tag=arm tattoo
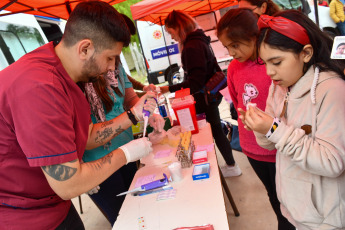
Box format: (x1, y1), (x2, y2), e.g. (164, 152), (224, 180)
(94, 125), (125, 145)
(89, 152), (113, 171)
(42, 159), (77, 181)
(113, 126), (125, 139)
(95, 127), (113, 144)
(101, 120), (113, 128)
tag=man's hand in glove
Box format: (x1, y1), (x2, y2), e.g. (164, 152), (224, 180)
(119, 137), (153, 164)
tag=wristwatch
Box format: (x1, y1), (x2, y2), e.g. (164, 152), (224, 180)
(126, 109), (138, 125)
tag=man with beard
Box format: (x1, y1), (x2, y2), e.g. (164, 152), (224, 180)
(0, 2), (155, 229)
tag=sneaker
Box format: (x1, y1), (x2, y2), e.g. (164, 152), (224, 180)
(221, 164), (242, 177)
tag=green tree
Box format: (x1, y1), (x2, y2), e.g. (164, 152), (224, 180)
(113, 0), (142, 52)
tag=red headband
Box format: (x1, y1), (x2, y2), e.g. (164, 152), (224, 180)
(257, 15), (310, 45)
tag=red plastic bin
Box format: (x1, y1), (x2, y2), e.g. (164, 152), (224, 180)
(171, 94), (199, 134)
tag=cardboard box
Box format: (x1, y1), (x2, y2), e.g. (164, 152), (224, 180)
(193, 150), (208, 164)
(192, 163), (210, 181)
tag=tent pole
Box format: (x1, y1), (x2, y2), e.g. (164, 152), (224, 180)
(160, 16), (172, 67)
(65, 0), (72, 16)
(0, 0), (18, 12)
(135, 20), (150, 82)
(313, 0), (319, 26)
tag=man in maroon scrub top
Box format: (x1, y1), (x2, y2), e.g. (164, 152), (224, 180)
(0, 2), (154, 229)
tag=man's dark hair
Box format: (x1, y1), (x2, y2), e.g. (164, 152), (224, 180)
(121, 13), (136, 35)
(62, 1), (130, 51)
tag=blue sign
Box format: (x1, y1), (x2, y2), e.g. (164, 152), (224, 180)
(151, 44), (179, 60)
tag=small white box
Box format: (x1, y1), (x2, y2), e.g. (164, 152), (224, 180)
(192, 150), (208, 164)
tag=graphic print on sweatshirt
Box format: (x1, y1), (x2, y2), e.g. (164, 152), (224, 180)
(242, 83), (258, 106)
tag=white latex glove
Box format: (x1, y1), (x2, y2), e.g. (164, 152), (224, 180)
(148, 114), (165, 132)
(143, 84), (156, 92)
(132, 92), (157, 121)
(87, 185), (100, 195)
(119, 137), (153, 164)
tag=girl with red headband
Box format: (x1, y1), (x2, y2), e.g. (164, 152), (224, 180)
(217, 8), (295, 230)
(240, 10), (345, 229)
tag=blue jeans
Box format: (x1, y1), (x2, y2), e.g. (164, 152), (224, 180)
(337, 21), (345, 36)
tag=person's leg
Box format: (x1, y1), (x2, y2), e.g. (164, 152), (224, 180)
(337, 22), (345, 36)
(55, 203), (85, 230)
(247, 157), (295, 230)
(89, 162), (137, 226)
(204, 100), (235, 166)
(195, 96), (240, 176)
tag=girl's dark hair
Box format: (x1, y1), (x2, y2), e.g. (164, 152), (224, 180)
(81, 56), (124, 113)
(217, 8), (259, 42)
(121, 13), (136, 35)
(239, 0), (280, 16)
(94, 56), (124, 113)
(165, 10), (198, 43)
(257, 10), (345, 79)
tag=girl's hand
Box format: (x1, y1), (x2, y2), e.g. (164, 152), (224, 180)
(238, 108), (252, 131)
(244, 106), (274, 134)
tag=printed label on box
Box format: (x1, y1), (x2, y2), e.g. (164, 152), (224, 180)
(176, 108), (195, 131)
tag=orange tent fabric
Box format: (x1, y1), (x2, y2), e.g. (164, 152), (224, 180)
(0, 0), (126, 20)
(131, 0), (238, 25)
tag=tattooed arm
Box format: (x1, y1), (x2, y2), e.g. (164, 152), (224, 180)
(41, 149), (127, 200)
(85, 92), (156, 150)
(85, 111), (132, 150)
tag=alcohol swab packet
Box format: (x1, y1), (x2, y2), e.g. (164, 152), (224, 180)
(246, 102), (257, 110)
(156, 189), (177, 201)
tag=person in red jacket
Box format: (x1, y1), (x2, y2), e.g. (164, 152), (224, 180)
(319, 0), (329, 6)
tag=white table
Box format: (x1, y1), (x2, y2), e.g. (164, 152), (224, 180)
(113, 123), (230, 230)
